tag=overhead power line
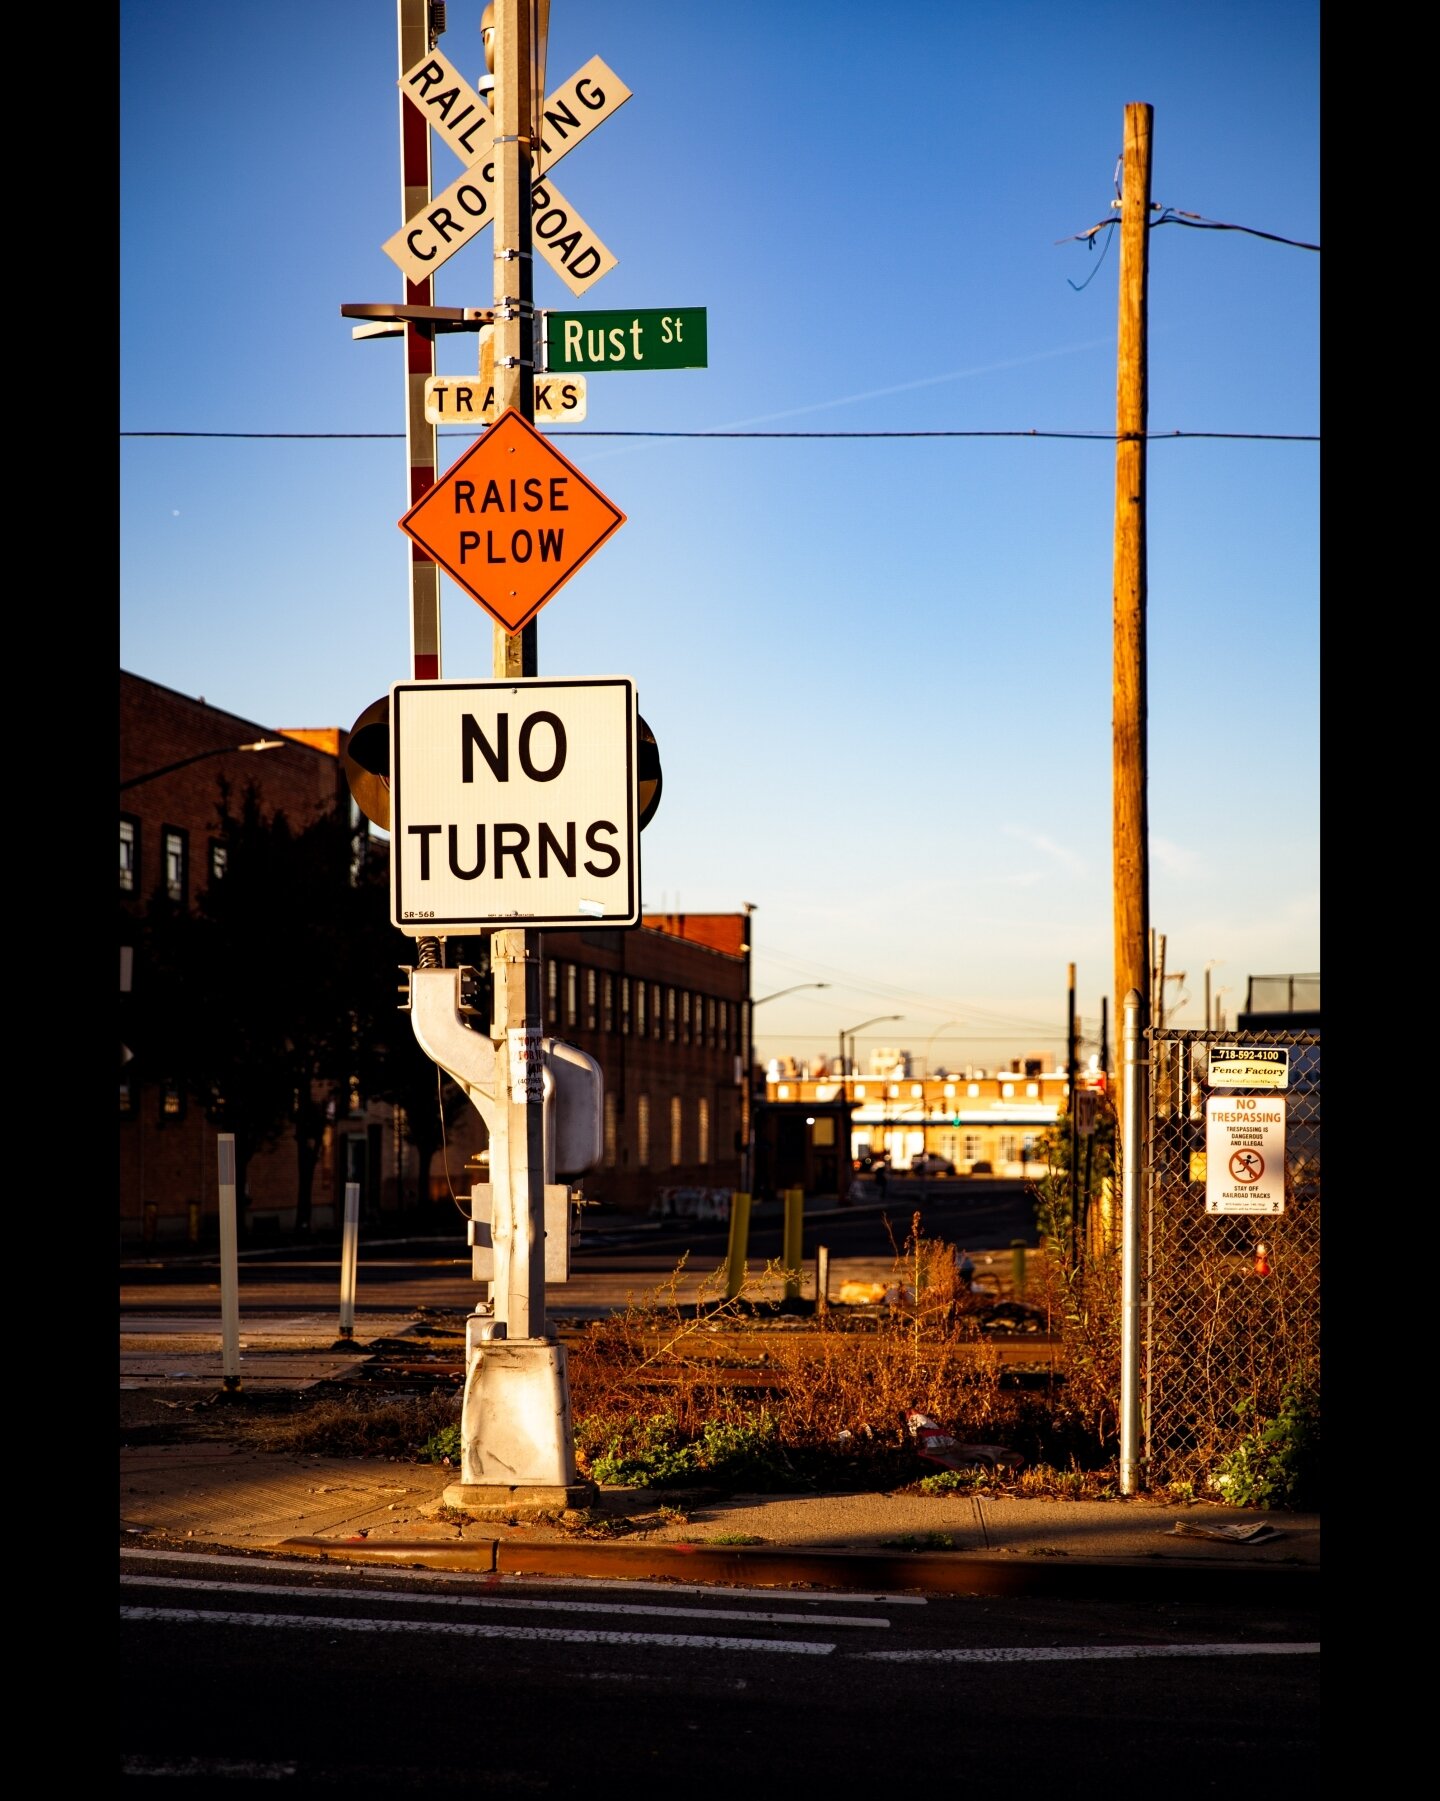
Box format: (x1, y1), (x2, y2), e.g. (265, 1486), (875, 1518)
(120, 427), (1318, 442)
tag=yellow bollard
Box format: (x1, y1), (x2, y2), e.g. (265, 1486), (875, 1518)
(724, 1192), (753, 1299)
(783, 1187), (804, 1301)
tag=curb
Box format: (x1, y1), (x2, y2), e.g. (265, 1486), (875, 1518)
(269, 1535), (1320, 1602)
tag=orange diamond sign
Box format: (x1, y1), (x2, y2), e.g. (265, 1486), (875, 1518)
(398, 408), (625, 633)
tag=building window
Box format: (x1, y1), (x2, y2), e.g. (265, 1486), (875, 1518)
(652, 983), (663, 1039)
(855, 1083), (866, 1099)
(670, 1095), (683, 1166)
(637, 1095), (650, 1167)
(1026, 1082), (1039, 1098)
(666, 988), (677, 1042)
(547, 959), (559, 1025)
(163, 828), (188, 904)
(208, 839), (228, 883)
(706, 997), (716, 1047)
(585, 968), (597, 1030)
(719, 1001), (728, 1050)
(964, 1134), (983, 1163)
(565, 963), (577, 1026)
(999, 1135), (1018, 1164)
(944, 1083), (955, 1098)
(621, 976), (631, 1035)
(603, 1091), (618, 1168)
(1002, 1082), (1015, 1099)
(120, 817), (138, 893)
(911, 1083), (923, 1099)
(120, 1078), (134, 1117)
(602, 974), (614, 1034)
(681, 991), (691, 1044)
(159, 1081), (186, 1123)
(968, 1083), (980, 1098)
(635, 980), (647, 1037)
(698, 1097), (710, 1164)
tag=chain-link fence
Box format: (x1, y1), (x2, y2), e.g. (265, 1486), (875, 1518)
(1142, 1027), (1320, 1491)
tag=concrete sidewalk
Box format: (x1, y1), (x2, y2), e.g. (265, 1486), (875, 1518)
(119, 1314), (1318, 1602)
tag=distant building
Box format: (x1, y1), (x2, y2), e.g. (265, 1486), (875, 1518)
(758, 1060), (1072, 1185)
(1238, 974), (1320, 1031)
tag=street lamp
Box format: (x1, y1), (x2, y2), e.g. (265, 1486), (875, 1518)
(922, 1018), (961, 1077)
(120, 739), (286, 791)
(839, 1015), (903, 1096)
(743, 981), (829, 1194)
(1204, 960), (1221, 1033)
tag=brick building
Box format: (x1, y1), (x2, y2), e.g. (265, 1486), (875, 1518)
(120, 671), (749, 1240)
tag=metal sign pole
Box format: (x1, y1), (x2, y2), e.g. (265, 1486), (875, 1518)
(442, 1), (582, 1512)
(490, 0), (546, 1345)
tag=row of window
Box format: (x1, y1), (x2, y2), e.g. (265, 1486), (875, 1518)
(784, 1079), (1046, 1101)
(120, 817), (226, 903)
(547, 961), (736, 1052)
(603, 1092), (711, 1168)
(122, 1079), (718, 1174)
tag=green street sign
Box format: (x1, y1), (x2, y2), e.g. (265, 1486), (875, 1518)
(544, 308), (707, 372)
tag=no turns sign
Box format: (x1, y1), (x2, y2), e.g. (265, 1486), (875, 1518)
(390, 676), (640, 933)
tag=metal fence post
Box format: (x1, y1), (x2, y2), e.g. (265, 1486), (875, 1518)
(1119, 989), (1144, 1494)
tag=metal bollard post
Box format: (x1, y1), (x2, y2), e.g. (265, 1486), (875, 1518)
(217, 1135), (242, 1393)
(338, 1181), (361, 1340)
(782, 1188), (804, 1301)
(724, 1192), (752, 1300)
(816, 1244), (830, 1315)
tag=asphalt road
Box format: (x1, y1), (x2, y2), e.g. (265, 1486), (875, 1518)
(119, 1178), (1040, 1312)
(119, 1547), (1319, 1794)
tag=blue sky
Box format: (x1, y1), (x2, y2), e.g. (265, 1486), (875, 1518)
(119, 0), (1319, 1076)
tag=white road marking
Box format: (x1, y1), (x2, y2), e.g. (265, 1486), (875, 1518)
(863, 1642), (1319, 1663)
(119, 1549), (926, 1605)
(122, 1574), (889, 1628)
(120, 1605), (837, 1655)
(120, 1756), (297, 1780)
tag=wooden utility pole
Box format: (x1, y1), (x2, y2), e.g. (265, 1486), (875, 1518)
(1112, 102), (1153, 1111)
(1067, 962), (1079, 1269)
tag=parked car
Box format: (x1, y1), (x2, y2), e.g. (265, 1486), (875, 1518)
(967, 1160), (993, 1175)
(910, 1152), (956, 1177)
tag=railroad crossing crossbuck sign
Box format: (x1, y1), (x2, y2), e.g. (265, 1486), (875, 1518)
(384, 48), (630, 295)
(398, 407), (625, 632)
